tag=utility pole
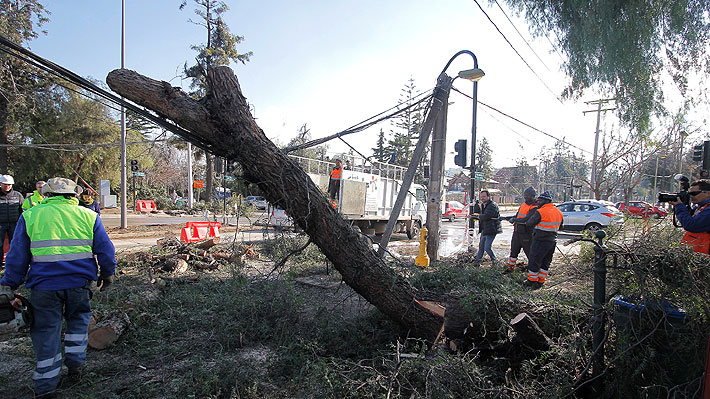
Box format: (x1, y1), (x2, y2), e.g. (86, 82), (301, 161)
(426, 89), (450, 260)
(187, 142), (194, 208)
(119, 0), (127, 229)
(583, 99), (616, 199)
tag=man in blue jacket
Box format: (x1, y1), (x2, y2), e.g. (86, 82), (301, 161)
(0, 177), (116, 398)
(670, 179), (710, 254)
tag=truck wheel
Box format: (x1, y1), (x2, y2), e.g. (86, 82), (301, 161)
(407, 222), (421, 240)
(449, 214), (455, 222)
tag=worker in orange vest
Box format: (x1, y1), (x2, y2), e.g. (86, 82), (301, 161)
(328, 159), (343, 200)
(518, 191), (563, 289)
(504, 186), (538, 273)
(671, 179), (710, 254)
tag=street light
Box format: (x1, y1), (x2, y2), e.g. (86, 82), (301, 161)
(653, 154), (666, 198)
(440, 50), (484, 230)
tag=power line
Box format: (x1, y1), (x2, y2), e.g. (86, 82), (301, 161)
(492, 0), (551, 72)
(471, 0), (563, 104)
(0, 34), (215, 153)
(451, 86), (591, 155)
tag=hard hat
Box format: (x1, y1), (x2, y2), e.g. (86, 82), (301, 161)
(538, 191), (553, 201)
(0, 175), (15, 185)
(41, 177), (82, 195)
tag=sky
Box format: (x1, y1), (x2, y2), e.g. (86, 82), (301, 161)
(24, 0), (691, 170)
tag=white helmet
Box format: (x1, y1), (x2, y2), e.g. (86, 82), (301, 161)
(0, 175), (15, 185)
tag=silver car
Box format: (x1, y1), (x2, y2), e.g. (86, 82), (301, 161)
(244, 195), (267, 209)
(555, 200), (624, 232)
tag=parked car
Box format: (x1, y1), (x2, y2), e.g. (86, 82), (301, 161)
(615, 201), (668, 219)
(442, 200), (468, 222)
(555, 200), (624, 232)
(244, 195), (267, 209)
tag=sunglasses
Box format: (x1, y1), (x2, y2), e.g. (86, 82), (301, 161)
(689, 191), (707, 196)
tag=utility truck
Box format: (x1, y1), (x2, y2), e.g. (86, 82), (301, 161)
(289, 154), (426, 239)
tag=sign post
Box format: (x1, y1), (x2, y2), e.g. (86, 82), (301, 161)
(193, 180), (204, 203)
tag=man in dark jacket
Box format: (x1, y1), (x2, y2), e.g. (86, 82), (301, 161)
(473, 190), (502, 266)
(504, 186), (538, 273)
(0, 174), (24, 266)
(78, 189), (101, 215)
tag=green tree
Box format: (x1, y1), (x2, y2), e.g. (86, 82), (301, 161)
(536, 140), (589, 201)
(286, 123), (328, 160)
(387, 78), (426, 167)
(371, 128), (387, 162)
(475, 137), (493, 181)
(504, 0), (710, 130)
(181, 0), (252, 200)
(0, 0), (49, 173)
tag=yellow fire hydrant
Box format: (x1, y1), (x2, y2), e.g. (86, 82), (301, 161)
(415, 225), (430, 267)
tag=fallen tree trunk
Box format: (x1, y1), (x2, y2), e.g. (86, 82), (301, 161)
(107, 67), (443, 340)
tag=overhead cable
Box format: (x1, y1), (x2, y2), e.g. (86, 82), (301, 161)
(471, 0), (563, 104)
(492, 0), (551, 72)
(0, 34), (215, 153)
(451, 86), (591, 155)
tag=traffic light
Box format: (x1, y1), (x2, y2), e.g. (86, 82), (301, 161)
(693, 144), (703, 162)
(703, 141), (710, 170)
(454, 139), (467, 167)
(130, 159), (138, 172)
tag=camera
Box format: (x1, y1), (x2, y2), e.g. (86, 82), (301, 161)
(657, 174), (690, 205)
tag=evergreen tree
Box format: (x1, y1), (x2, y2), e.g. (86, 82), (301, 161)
(0, 0), (49, 173)
(371, 128), (387, 162)
(504, 0), (710, 129)
(387, 78), (426, 167)
(181, 0), (252, 200)
(475, 137), (493, 181)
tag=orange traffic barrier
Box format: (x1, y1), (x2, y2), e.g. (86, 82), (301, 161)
(180, 221), (222, 243)
(135, 200), (157, 212)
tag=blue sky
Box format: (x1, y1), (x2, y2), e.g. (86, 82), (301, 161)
(28, 0), (634, 168)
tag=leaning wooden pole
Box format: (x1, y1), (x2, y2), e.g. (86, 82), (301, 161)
(106, 67), (442, 340)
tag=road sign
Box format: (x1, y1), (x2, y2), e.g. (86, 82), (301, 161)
(193, 180), (204, 188)
(132, 172), (145, 177)
(474, 172), (483, 180)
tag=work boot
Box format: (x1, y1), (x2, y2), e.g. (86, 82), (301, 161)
(521, 279), (543, 290)
(67, 364), (85, 380)
(502, 267), (514, 275)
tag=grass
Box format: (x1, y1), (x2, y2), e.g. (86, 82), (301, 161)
(1, 229), (708, 398)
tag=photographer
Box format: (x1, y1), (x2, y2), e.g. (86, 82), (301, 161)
(670, 179), (710, 254)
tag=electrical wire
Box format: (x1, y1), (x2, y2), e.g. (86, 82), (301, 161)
(471, 0), (563, 104)
(0, 34), (216, 153)
(492, 0), (551, 72)
(450, 86), (591, 155)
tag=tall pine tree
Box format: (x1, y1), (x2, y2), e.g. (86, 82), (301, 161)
(181, 0), (252, 200)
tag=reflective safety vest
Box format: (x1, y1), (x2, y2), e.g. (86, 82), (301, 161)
(330, 167), (342, 180)
(681, 203), (710, 254)
(535, 203), (563, 232)
(516, 202), (536, 219)
(23, 196), (97, 263)
(22, 190), (43, 210)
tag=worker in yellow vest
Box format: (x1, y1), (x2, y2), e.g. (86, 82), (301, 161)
(0, 177), (116, 397)
(520, 191), (563, 289)
(22, 180), (46, 210)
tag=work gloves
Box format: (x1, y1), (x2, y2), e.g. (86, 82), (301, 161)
(97, 275), (114, 292)
(0, 285), (15, 305)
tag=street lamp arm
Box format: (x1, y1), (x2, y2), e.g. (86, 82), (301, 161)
(440, 50), (479, 75)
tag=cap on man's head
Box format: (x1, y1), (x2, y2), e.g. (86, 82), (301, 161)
(523, 186), (537, 197)
(36, 180), (46, 187)
(41, 177), (82, 195)
(0, 175), (15, 185)
(538, 191), (553, 201)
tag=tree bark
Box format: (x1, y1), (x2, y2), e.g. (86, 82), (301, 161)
(106, 67), (443, 340)
(88, 311), (130, 350)
(510, 312), (553, 351)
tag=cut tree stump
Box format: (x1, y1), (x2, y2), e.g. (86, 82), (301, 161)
(88, 311), (130, 350)
(510, 312), (552, 351)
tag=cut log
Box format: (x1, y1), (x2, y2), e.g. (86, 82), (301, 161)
(194, 237), (220, 249)
(157, 236), (183, 250)
(106, 67), (447, 340)
(88, 311), (130, 350)
(193, 260), (218, 270)
(162, 258), (189, 273)
(510, 312), (553, 351)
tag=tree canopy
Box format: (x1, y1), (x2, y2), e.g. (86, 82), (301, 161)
(504, 0), (710, 130)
